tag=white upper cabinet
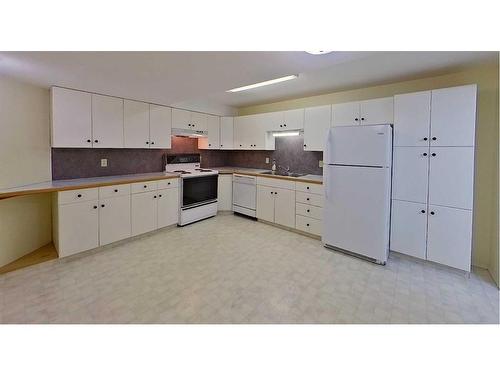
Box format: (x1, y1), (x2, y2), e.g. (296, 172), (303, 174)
(233, 115), (253, 149)
(428, 147), (475, 210)
(220, 117), (234, 149)
(124, 100), (150, 148)
(199, 115), (220, 149)
(332, 97), (393, 127)
(430, 85), (477, 146)
(282, 109), (304, 130)
(392, 147), (430, 204)
(149, 104), (172, 149)
(332, 101), (360, 127)
(91, 94), (124, 148)
(172, 108), (208, 131)
(303, 105), (331, 151)
(394, 91), (431, 146)
(51, 87), (92, 147)
(190, 111), (208, 131)
(259, 111), (282, 131)
(359, 97), (394, 125)
(172, 108), (192, 130)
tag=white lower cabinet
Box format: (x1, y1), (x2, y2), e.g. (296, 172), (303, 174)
(256, 180), (295, 227)
(390, 200), (427, 260)
(157, 188), (179, 228)
(217, 174), (233, 211)
(392, 147), (429, 203)
(99, 195), (131, 246)
(296, 215), (322, 236)
(294, 182), (323, 236)
(131, 191), (158, 236)
(427, 205), (473, 271)
(55, 199), (99, 258)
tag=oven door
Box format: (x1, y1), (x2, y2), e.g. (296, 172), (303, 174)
(182, 175), (218, 208)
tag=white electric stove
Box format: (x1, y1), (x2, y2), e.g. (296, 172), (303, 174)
(165, 154), (218, 226)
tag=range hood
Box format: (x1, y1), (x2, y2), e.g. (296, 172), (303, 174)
(171, 128), (208, 138)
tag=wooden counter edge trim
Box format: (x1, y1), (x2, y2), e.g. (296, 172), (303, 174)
(220, 170), (323, 185)
(0, 175), (180, 200)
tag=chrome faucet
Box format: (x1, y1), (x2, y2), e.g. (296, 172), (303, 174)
(277, 165), (290, 174)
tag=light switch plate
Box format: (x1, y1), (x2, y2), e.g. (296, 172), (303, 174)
(265, 157), (269, 164)
(319, 160), (323, 168)
(101, 158), (108, 167)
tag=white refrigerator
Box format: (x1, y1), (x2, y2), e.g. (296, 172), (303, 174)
(322, 125), (393, 264)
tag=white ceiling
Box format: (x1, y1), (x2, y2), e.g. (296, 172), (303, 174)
(0, 51), (496, 113)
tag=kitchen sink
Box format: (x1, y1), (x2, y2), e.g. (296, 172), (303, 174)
(260, 171), (305, 178)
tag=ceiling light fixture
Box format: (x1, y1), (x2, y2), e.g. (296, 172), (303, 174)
(305, 51), (333, 55)
(227, 75), (298, 93)
(272, 131), (300, 137)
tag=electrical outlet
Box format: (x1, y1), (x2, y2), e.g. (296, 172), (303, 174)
(265, 157), (270, 164)
(101, 158), (108, 167)
(319, 160), (323, 168)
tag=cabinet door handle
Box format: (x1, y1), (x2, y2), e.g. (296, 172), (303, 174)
(153, 195), (157, 199)
(432, 137), (437, 141)
(284, 124), (286, 127)
(114, 189), (118, 192)
(151, 141), (155, 145)
(209, 143), (211, 146)
(431, 153), (436, 157)
(306, 186), (310, 190)
(355, 118), (359, 121)
(144, 185), (147, 188)
(304, 144), (307, 148)
(93, 205), (97, 209)
(167, 182), (171, 185)
(423, 137), (428, 141)
(94, 139), (99, 143)
(422, 153), (428, 156)
(77, 194), (82, 198)
(146, 141), (149, 144)
(280, 125), (283, 128)
(430, 211), (435, 215)
(420, 209), (426, 213)
(307, 209), (310, 213)
(87, 139), (91, 143)
(101, 204), (105, 208)
(159, 194), (162, 197)
(306, 223), (310, 227)
(361, 117), (365, 121)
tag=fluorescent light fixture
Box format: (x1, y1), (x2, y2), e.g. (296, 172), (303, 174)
(272, 131), (300, 137)
(305, 50), (333, 55)
(227, 75), (298, 93)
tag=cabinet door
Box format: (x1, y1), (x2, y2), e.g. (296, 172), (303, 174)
(258, 111), (282, 131)
(360, 97), (393, 125)
(256, 185), (275, 222)
(131, 191), (158, 236)
(273, 188), (295, 228)
(191, 112), (208, 131)
(218, 175), (233, 211)
(124, 100), (150, 148)
(172, 108), (191, 130)
(51, 87), (92, 147)
(220, 117), (234, 149)
(332, 101), (360, 126)
(149, 104), (172, 149)
(303, 105), (331, 151)
(430, 85), (477, 146)
(92, 94), (124, 148)
(99, 195), (131, 246)
(58, 201), (99, 257)
(234, 116), (252, 149)
(157, 188), (179, 228)
(427, 205), (472, 271)
(283, 109), (304, 130)
(428, 147), (474, 209)
(390, 200), (427, 259)
(394, 91), (431, 146)
(199, 115), (220, 149)
(392, 147), (429, 203)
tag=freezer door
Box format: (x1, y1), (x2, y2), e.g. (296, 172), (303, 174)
(325, 124), (392, 167)
(322, 164), (391, 263)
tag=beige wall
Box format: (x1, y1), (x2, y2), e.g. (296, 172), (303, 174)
(0, 75), (52, 266)
(239, 62), (499, 280)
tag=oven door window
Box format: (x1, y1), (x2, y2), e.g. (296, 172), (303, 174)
(183, 175), (218, 208)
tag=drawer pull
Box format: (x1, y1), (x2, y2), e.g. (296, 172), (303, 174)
(77, 194), (82, 198)
(306, 223), (310, 227)
(114, 189), (118, 192)
(144, 185), (147, 188)
(307, 209), (310, 213)
(306, 198), (310, 201)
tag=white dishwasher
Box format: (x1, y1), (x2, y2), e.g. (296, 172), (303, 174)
(232, 174), (257, 218)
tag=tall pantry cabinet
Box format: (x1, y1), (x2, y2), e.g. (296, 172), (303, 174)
(390, 84), (476, 271)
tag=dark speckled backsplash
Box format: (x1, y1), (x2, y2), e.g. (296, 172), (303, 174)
(52, 135), (323, 180)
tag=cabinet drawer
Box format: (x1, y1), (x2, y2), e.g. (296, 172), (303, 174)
(157, 178), (179, 190)
(257, 176), (295, 190)
(131, 181), (158, 193)
(295, 181), (323, 195)
(99, 184), (131, 199)
(296, 203), (323, 220)
(296, 191), (323, 207)
(58, 188), (98, 205)
(296, 215), (322, 236)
